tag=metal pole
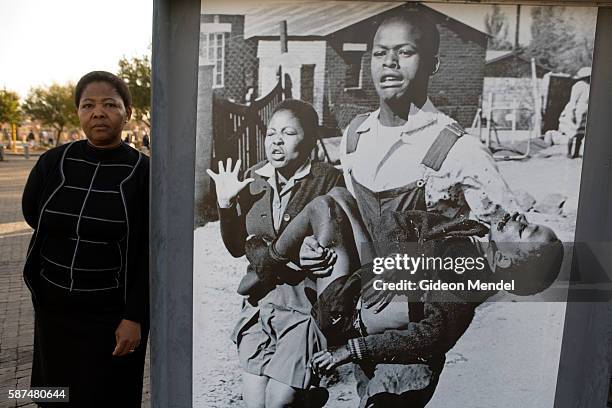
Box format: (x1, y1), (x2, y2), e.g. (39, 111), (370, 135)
(554, 9), (612, 406)
(11, 123), (17, 152)
(150, 0), (199, 406)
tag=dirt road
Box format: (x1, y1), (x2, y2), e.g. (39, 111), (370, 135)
(193, 143), (582, 407)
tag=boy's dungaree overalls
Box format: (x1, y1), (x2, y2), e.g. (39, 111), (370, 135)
(345, 116), (465, 408)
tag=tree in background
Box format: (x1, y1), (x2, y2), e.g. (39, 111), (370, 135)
(118, 55), (151, 129)
(484, 5), (514, 51)
(22, 84), (79, 146)
(0, 89), (22, 126)
(528, 6), (594, 73)
(0, 89), (22, 144)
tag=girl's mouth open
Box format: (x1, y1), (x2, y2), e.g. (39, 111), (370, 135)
(270, 149), (285, 160)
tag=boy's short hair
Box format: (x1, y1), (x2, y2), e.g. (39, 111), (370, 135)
(75, 71), (132, 109)
(505, 240), (565, 295)
(376, 9), (440, 57)
(271, 99), (319, 147)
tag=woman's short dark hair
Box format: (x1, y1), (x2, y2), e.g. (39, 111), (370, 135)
(270, 99), (319, 146)
(74, 71), (132, 109)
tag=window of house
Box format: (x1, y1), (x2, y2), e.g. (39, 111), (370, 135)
(343, 43), (367, 89)
(203, 32), (225, 88)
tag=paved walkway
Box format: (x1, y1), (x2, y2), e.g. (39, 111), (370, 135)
(0, 158), (150, 408)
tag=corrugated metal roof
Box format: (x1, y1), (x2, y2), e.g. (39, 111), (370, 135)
(484, 49), (552, 73)
(244, 1), (403, 38)
(486, 50), (514, 63)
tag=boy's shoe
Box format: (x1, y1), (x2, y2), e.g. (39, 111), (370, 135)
(304, 387), (329, 407)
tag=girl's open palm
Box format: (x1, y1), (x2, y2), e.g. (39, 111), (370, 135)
(206, 158), (254, 208)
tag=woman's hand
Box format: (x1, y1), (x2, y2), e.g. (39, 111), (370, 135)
(310, 346), (351, 375)
(206, 158), (254, 208)
(299, 236), (337, 278)
(113, 319), (141, 357)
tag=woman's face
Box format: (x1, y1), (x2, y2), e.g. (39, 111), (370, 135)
(78, 81), (131, 148)
(265, 110), (311, 171)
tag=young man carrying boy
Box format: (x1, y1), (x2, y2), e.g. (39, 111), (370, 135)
(252, 191), (563, 407)
(297, 9), (523, 407)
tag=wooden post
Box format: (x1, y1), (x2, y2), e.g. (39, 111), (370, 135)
(512, 98), (517, 133)
(279, 20), (288, 54)
(279, 20), (288, 98)
(514, 5), (521, 50)
(486, 92), (493, 148)
(531, 58), (542, 138)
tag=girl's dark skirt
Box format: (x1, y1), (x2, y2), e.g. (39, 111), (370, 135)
(31, 280), (147, 408)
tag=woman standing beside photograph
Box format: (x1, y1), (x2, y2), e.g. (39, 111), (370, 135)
(22, 71), (149, 407)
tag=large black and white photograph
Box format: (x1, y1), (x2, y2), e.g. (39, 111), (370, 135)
(192, 1), (598, 407)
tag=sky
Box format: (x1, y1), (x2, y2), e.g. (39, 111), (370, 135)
(427, 3), (597, 50)
(429, 3), (534, 43)
(0, 0), (153, 99)
(203, 1), (596, 49)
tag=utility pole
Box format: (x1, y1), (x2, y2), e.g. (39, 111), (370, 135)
(279, 20), (292, 99)
(514, 5), (521, 50)
(279, 20), (288, 54)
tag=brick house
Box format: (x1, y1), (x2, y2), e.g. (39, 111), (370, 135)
(203, 2), (489, 131)
(200, 14), (259, 102)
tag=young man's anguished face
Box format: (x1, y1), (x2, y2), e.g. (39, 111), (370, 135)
(371, 19), (435, 105)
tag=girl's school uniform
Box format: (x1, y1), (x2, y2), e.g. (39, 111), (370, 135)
(218, 159), (343, 389)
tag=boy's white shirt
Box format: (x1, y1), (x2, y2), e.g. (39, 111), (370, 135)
(340, 99), (519, 225)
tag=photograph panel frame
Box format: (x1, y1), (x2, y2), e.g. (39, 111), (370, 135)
(151, 1), (612, 407)
(553, 7), (612, 407)
(150, 0), (200, 406)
